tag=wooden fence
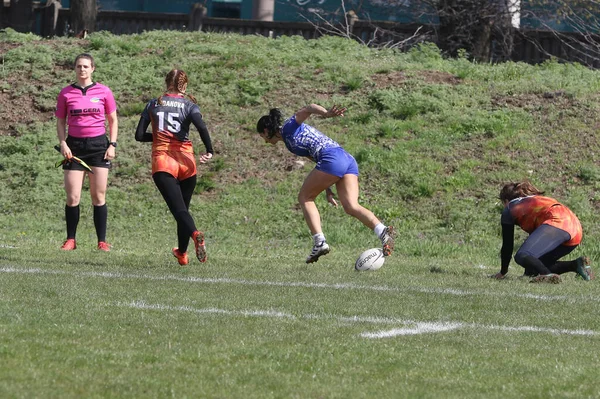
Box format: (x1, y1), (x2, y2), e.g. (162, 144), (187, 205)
(22, 4), (600, 68)
(513, 29), (600, 68)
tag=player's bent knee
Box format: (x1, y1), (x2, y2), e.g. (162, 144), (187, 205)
(342, 203), (361, 216)
(514, 251), (533, 265)
(298, 194), (317, 204)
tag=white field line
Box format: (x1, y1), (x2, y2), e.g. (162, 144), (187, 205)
(124, 300), (598, 338)
(361, 323), (464, 338)
(362, 324), (598, 338)
(0, 266), (593, 303)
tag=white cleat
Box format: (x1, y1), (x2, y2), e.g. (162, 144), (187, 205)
(379, 226), (395, 257)
(306, 242), (330, 263)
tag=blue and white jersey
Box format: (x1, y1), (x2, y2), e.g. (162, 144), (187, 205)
(280, 115), (341, 161)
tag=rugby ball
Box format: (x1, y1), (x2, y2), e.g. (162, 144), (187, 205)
(355, 248), (385, 271)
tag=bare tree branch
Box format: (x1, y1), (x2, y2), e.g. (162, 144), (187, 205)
(520, 1), (600, 67)
(297, 0), (430, 50)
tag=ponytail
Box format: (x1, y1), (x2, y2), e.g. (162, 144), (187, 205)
(256, 108), (283, 138)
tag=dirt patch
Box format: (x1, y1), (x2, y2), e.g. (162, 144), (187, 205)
(0, 60), (57, 136)
(491, 91), (575, 109)
(416, 70), (462, 85)
(370, 71), (407, 88)
(370, 70), (461, 89)
(0, 41), (56, 136)
(0, 90), (55, 136)
(0, 42), (22, 55)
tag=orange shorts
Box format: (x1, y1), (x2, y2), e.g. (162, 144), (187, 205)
(152, 151), (196, 180)
(542, 205), (582, 246)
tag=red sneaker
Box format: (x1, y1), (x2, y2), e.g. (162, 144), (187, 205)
(97, 241), (111, 252)
(172, 248), (189, 266)
(192, 231), (207, 263)
(61, 238), (76, 251)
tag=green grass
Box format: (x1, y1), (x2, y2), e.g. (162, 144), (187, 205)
(1, 247), (598, 399)
(1, 28), (600, 398)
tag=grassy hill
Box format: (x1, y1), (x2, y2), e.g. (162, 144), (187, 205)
(2, 28), (600, 398)
(3, 28), (600, 262)
(3, 28), (600, 261)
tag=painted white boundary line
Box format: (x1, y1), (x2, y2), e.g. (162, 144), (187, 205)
(361, 323), (464, 337)
(124, 300), (598, 338)
(361, 324), (598, 338)
(0, 266), (591, 303)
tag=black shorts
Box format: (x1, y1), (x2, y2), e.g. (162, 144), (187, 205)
(64, 135), (111, 171)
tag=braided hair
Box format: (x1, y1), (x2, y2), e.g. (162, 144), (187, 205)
(499, 181), (545, 203)
(256, 108), (283, 139)
(158, 69), (197, 105)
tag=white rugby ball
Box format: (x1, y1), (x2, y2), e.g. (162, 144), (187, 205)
(355, 248), (385, 271)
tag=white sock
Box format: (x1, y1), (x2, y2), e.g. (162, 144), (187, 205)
(374, 223), (386, 238)
(313, 233), (325, 245)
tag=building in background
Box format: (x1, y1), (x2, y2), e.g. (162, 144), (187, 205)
(24, 0), (600, 34)
(57, 0), (246, 19)
(52, 0), (436, 24)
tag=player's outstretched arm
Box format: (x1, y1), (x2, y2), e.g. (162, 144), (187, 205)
(295, 104), (346, 124)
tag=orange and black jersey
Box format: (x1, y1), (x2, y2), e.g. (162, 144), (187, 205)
(501, 196), (581, 245)
(499, 195), (583, 273)
(135, 94), (213, 154)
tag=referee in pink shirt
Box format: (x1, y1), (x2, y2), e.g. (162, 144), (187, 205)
(55, 53), (118, 251)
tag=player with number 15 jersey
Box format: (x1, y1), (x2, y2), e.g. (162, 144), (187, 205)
(135, 69), (213, 265)
(139, 92), (213, 180)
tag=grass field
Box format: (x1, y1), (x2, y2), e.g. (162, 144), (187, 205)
(2, 245), (599, 398)
(1, 28), (600, 398)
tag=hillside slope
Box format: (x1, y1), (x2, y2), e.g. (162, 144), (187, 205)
(2, 28), (600, 263)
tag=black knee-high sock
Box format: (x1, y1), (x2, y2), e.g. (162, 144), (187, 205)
(65, 205), (80, 239)
(548, 260), (578, 275)
(93, 204), (108, 242)
(175, 210), (196, 252)
(177, 222), (190, 253)
(177, 176), (197, 253)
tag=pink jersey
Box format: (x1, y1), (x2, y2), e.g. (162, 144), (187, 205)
(55, 83), (117, 138)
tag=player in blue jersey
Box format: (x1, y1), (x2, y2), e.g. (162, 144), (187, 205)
(256, 104), (395, 263)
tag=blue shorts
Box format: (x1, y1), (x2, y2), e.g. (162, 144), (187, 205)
(315, 147), (359, 178)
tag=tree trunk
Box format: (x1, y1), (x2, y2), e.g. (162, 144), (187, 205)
(436, 0), (514, 62)
(8, 0), (33, 33)
(71, 0), (97, 35)
(41, 0), (62, 37)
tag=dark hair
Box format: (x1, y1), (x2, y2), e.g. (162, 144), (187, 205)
(499, 181), (544, 202)
(256, 108), (283, 138)
(74, 53), (95, 68)
(158, 69), (197, 105)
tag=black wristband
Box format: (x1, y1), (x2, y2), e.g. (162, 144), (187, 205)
(109, 142), (117, 148)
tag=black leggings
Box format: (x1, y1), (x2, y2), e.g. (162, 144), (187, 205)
(152, 172), (197, 253)
(514, 224), (577, 275)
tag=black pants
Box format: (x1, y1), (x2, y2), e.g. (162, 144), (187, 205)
(152, 172), (197, 253)
(514, 224), (577, 276)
